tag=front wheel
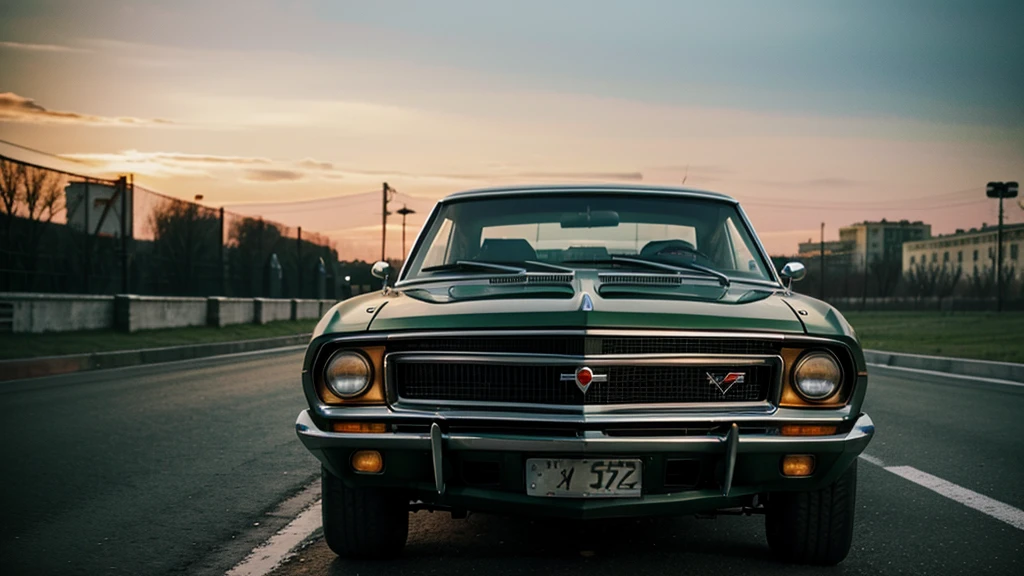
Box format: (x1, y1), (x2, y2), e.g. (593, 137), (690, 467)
(321, 466), (409, 559)
(764, 459), (858, 565)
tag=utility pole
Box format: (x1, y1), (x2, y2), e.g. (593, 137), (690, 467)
(396, 205), (416, 260)
(987, 181), (1019, 312)
(381, 182), (395, 262)
(820, 222), (826, 300)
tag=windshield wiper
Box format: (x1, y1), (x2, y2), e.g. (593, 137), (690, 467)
(564, 256), (730, 287)
(421, 260), (527, 274)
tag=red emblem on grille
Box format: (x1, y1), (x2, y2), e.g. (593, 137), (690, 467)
(576, 367), (593, 388)
(560, 367), (607, 394)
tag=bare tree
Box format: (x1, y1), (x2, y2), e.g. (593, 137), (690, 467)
(149, 199), (220, 295)
(0, 157), (26, 218)
(904, 262), (939, 300)
(23, 165), (65, 225)
(0, 159), (66, 288)
(869, 257), (902, 298)
(966, 267), (995, 298)
(935, 265), (963, 303)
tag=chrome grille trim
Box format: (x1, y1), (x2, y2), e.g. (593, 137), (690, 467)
(386, 352), (783, 411)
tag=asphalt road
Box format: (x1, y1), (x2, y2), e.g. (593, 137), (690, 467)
(270, 364), (1024, 576)
(0, 349), (319, 576)
(2, 352), (1022, 576)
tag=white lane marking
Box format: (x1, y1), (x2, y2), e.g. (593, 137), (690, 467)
(859, 453), (1024, 531)
(885, 467), (1024, 531)
(225, 500), (322, 576)
(3, 345), (307, 385)
(867, 363), (1024, 388)
(858, 453), (885, 467)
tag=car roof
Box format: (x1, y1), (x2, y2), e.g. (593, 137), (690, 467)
(440, 184), (737, 204)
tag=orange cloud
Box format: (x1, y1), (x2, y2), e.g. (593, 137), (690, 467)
(242, 169), (305, 182)
(0, 41), (89, 53)
(0, 92), (175, 126)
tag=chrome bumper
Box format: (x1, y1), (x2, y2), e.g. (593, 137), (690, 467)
(296, 410), (874, 497)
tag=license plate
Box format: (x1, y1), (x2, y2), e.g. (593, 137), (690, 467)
(526, 458), (642, 498)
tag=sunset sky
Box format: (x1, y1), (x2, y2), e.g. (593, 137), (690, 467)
(1, 0), (1022, 260)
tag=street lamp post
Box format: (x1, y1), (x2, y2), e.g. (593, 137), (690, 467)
(986, 181), (1019, 312)
(396, 205), (416, 260)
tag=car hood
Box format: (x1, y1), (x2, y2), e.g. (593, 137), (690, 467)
(365, 282), (808, 334)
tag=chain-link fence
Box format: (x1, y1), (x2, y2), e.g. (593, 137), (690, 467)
(1, 154), (342, 298)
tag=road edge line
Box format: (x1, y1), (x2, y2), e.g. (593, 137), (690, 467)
(859, 453), (1024, 532)
(866, 363), (1024, 388)
(226, 499), (323, 576)
(883, 466), (1024, 531)
(0, 333), (311, 382)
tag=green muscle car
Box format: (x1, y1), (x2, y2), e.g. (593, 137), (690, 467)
(296, 185), (873, 565)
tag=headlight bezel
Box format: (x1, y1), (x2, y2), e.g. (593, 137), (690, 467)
(791, 349), (843, 403)
(323, 350), (374, 399)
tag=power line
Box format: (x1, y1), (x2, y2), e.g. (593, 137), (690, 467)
(221, 193), (383, 216)
(0, 138), (95, 165)
(739, 187), (982, 210)
(742, 196), (987, 211)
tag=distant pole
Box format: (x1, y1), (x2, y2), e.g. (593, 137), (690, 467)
(381, 182), (395, 262)
(121, 175), (130, 294)
(396, 205), (416, 260)
(820, 222), (825, 300)
(987, 181), (1019, 313)
(998, 197), (1004, 312)
(219, 207), (225, 296)
(297, 226), (303, 297)
(83, 181), (91, 293)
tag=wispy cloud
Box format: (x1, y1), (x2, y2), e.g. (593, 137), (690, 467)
(756, 177), (865, 189)
(0, 41), (89, 53)
(0, 92), (175, 126)
(60, 148), (646, 187)
(243, 169), (305, 182)
(296, 158), (335, 170)
(512, 171), (643, 181)
(63, 150), (270, 177)
(291, 159), (643, 183)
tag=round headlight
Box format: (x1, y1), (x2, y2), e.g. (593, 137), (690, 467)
(793, 352), (842, 401)
(324, 351), (372, 398)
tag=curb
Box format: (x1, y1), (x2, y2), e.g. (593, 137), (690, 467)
(864, 349), (1024, 383)
(0, 334), (311, 382)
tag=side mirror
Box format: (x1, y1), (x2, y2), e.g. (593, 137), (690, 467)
(371, 260), (391, 280)
(779, 262), (806, 290)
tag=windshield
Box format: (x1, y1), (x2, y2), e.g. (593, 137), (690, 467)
(403, 193), (774, 283)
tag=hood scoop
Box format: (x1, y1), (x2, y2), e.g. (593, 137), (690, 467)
(489, 273), (574, 285)
(599, 273), (684, 286)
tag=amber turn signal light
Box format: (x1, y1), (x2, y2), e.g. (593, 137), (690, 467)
(331, 422), (387, 434)
(781, 424), (838, 437)
(351, 450), (384, 474)
(781, 455), (815, 477)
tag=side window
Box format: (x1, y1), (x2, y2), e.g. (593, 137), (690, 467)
(420, 217), (454, 268)
(724, 217), (762, 276)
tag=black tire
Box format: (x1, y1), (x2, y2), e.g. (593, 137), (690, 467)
(765, 459), (857, 565)
(321, 466), (409, 559)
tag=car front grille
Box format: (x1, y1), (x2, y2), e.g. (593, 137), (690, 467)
(394, 361), (773, 406)
(387, 336), (780, 357)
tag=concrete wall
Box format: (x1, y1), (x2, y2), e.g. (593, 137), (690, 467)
(255, 298), (292, 324)
(318, 299), (337, 316)
(865, 350), (1024, 383)
(0, 293), (339, 333)
(1, 293), (115, 333)
(292, 299), (321, 320)
(828, 296), (1024, 312)
(208, 297), (256, 327)
(116, 295), (207, 333)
